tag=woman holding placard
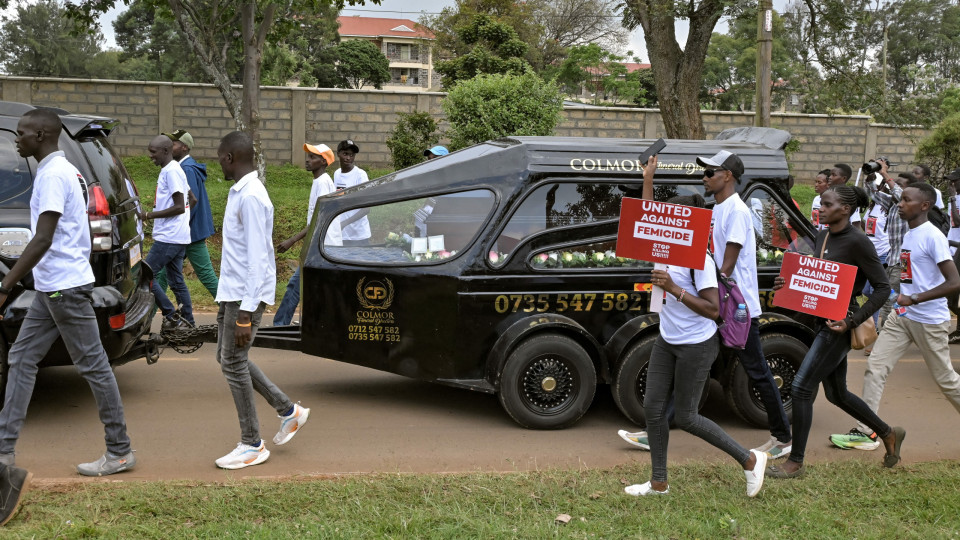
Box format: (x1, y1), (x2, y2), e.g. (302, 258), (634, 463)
(767, 185), (905, 479)
(622, 155), (769, 498)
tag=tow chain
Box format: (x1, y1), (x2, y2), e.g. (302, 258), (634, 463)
(158, 324), (217, 354)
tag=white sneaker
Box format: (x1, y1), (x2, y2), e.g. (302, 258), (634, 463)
(273, 403), (310, 446)
(624, 481), (669, 496)
(617, 429), (650, 450)
(215, 441), (270, 470)
(752, 436), (792, 459)
(744, 449), (767, 497)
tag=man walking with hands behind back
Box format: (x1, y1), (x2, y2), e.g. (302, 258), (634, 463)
(699, 150), (793, 458)
(213, 131), (310, 469)
(0, 109), (135, 495)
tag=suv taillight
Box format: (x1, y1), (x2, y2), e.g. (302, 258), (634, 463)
(88, 185), (112, 251)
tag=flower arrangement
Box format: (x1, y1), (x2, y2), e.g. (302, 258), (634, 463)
(384, 232), (410, 248)
(406, 249), (456, 262)
(488, 250), (506, 264)
(530, 249), (651, 269)
(756, 248), (785, 265)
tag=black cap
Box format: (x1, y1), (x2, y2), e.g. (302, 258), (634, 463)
(946, 167), (960, 181)
(337, 139), (359, 154)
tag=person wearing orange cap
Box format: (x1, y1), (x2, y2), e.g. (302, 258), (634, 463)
(273, 143), (341, 326)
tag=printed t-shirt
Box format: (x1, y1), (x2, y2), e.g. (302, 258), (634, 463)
(899, 221), (953, 324)
(864, 204), (889, 261)
(659, 254), (719, 345)
(711, 193), (761, 317)
(811, 195), (825, 230)
(30, 151), (96, 292)
(152, 160), (191, 244)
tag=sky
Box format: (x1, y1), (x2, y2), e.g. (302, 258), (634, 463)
(90, 0), (793, 62)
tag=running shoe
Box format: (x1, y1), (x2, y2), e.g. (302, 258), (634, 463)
(829, 428), (880, 451)
(216, 441), (270, 469)
(617, 430), (650, 450)
(273, 403), (310, 446)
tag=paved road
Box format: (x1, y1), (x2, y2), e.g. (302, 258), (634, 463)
(14, 316), (960, 482)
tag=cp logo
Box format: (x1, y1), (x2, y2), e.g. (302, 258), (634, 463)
(356, 277), (394, 309)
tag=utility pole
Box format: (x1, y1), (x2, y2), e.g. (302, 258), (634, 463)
(755, 0), (773, 127)
(881, 22), (889, 98)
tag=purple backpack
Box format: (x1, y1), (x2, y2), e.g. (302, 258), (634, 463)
(714, 269), (750, 349)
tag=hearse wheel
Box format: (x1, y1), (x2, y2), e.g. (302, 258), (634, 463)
(724, 333), (806, 428)
(613, 336), (711, 427)
(498, 333), (596, 429)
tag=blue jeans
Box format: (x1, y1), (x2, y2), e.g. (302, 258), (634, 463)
(645, 333), (750, 483)
(146, 240), (193, 325)
(736, 318), (791, 442)
(216, 301), (294, 446)
(272, 267), (300, 326)
(0, 285), (132, 457)
(789, 326), (892, 464)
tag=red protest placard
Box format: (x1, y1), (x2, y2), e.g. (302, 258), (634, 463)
(772, 251), (858, 320)
(616, 197), (713, 270)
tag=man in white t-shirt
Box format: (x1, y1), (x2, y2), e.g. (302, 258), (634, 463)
(139, 135), (194, 328)
(943, 168), (960, 343)
(0, 109), (135, 493)
(828, 163), (863, 228)
(810, 169), (831, 231)
(333, 139), (371, 247)
(698, 150), (793, 459)
(831, 182), (960, 452)
(273, 142), (342, 326)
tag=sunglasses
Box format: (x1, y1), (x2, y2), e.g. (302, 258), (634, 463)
(703, 168), (726, 178)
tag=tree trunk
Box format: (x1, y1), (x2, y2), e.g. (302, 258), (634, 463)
(241, 1), (274, 181)
(623, 0), (724, 139)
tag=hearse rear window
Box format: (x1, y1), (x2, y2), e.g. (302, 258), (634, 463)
(323, 189), (495, 265)
(491, 181), (704, 266)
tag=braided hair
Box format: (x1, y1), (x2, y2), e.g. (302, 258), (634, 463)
(826, 184), (869, 217)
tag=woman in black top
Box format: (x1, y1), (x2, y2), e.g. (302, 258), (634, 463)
(767, 185), (905, 478)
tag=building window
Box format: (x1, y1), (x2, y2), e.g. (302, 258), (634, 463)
(386, 43), (420, 62)
(391, 68), (420, 85)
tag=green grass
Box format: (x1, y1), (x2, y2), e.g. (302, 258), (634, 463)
(790, 183), (816, 219)
(125, 157), (392, 310)
(6, 460), (960, 538)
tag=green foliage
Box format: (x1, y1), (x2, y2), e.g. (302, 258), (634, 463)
(385, 112), (440, 170)
(442, 71), (563, 150)
(434, 13), (532, 88)
(335, 39), (390, 89)
(557, 43), (651, 106)
(915, 112), (960, 178)
(0, 0), (111, 78)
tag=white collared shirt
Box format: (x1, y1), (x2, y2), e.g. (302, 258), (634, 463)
(30, 151), (95, 292)
(215, 171), (276, 311)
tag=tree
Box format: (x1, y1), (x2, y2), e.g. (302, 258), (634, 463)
(533, 0), (629, 71)
(556, 43), (644, 105)
(434, 13), (531, 88)
(69, 0), (377, 178)
(620, 0), (734, 139)
(385, 112), (440, 170)
(112, 0), (214, 82)
(335, 39), (390, 89)
(441, 71), (563, 150)
(0, 0), (111, 78)
(915, 112), (960, 179)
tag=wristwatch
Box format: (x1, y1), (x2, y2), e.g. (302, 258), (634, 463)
(910, 293), (920, 303)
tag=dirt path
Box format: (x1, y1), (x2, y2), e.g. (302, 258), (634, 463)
(14, 317), (960, 483)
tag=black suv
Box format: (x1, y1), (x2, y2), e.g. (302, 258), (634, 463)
(0, 101), (156, 397)
(250, 128), (818, 429)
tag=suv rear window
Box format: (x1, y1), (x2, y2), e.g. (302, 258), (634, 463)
(61, 136), (131, 207)
(0, 130), (32, 209)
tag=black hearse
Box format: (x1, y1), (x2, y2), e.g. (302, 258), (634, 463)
(258, 128), (818, 429)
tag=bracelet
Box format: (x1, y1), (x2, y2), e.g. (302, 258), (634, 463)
(0, 283), (11, 295)
(677, 289), (686, 303)
(236, 321), (252, 327)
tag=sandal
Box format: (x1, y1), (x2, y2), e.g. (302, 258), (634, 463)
(882, 426), (906, 468)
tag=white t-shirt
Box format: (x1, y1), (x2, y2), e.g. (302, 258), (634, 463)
(935, 187), (945, 210)
(712, 193), (761, 317)
(659, 254), (719, 345)
(948, 202), (960, 256)
(30, 152), (96, 292)
(811, 195), (825, 230)
(899, 221), (953, 324)
(308, 172), (342, 246)
(152, 160), (191, 244)
(864, 203), (889, 261)
(333, 167), (370, 241)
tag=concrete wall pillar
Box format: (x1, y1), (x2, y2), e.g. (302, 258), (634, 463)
(291, 89), (307, 165)
(158, 84), (174, 135)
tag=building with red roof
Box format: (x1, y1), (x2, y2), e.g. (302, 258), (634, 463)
(338, 16), (437, 92)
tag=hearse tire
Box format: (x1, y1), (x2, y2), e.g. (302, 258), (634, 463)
(724, 333), (806, 428)
(498, 333), (596, 430)
(611, 337), (656, 426)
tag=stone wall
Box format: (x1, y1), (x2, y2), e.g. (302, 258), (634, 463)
(0, 75), (930, 183)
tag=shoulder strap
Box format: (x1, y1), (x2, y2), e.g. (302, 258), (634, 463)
(819, 231), (830, 258)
